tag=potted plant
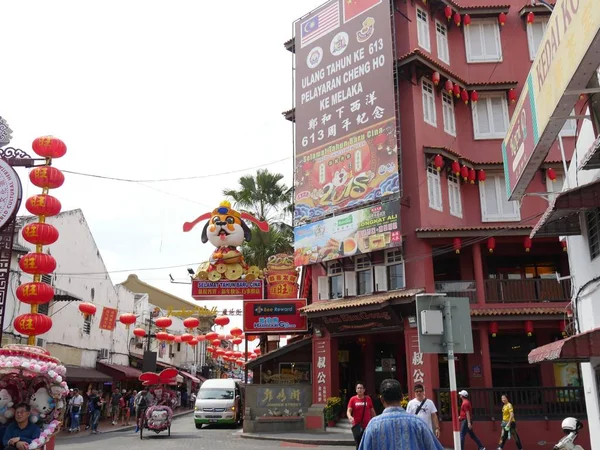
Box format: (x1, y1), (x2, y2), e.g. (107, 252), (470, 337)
(325, 397), (342, 426)
(324, 404), (337, 427)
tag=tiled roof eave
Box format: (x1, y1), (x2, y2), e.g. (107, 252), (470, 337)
(416, 225), (533, 238)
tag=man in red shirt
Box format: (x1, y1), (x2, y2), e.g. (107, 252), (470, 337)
(458, 390), (486, 450)
(346, 383), (377, 449)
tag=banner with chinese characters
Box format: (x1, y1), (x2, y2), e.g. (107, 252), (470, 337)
(293, 0), (399, 226)
(243, 299), (308, 334)
(313, 338), (332, 403)
(99, 307), (118, 331)
(192, 280), (263, 300)
(294, 201), (401, 265)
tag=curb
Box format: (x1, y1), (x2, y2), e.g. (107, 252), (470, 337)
(239, 432), (355, 446)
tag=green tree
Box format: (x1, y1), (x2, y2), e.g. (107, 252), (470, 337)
(223, 169), (293, 268)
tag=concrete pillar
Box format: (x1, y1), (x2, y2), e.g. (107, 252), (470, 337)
(478, 327), (493, 387)
(581, 359), (600, 449)
(306, 333), (339, 430)
(472, 243), (485, 305)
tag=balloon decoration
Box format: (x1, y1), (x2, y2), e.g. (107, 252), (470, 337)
(16, 136), (68, 345)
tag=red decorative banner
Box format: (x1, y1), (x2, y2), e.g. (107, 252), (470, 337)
(99, 307), (118, 331)
(192, 280), (263, 300)
(243, 299), (308, 334)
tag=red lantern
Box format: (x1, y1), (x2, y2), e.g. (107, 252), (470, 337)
(471, 90), (479, 104)
(31, 136), (67, 159)
(225, 350), (234, 357)
(206, 346), (215, 354)
(561, 240), (568, 252)
(525, 320), (534, 337)
(218, 333), (226, 340)
(547, 167), (557, 182)
(453, 84), (461, 98)
(249, 353), (257, 359)
(15, 282), (54, 305)
(468, 168), (476, 184)
(29, 167), (65, 190)
(174, 335), (182, 343)
(498, 12), (506, 26)
(460, 165), (469, 182)
(166, 334), (175, 342)
(181, 333), (193, 343)
(559, 321), (567, 337)
(196, 334), (206, 341)
(19, 253), (57, 275)
(247, 335), (257, 342)
(445, 79), (454, 94)
(183, 317), (200, 329)
(460, 89), (469, 105)
(215, 316), (230, 327)
(433, 154), (444, 171)
(235, 360), (244, 367)
(454, 13), (461, 27)
(232, 337), (243, 345)
(25, 195), (62, 217)
(451, 161), (460, 176)
(156, 331), (169, 341)
(230, 327), (243, 337)
(119, 313), (137, 328)
(78, 302), (97, 318)
(205, 331), (218, 341)
(188, 338), (199, 346)
(524, 236), (532, 252)
(487, 237), (496, 253)
(14, 313), (52, 336)
(445, 6), (452, 20)
(216, 348), (225, 357)
(233, 351), (243, 358)
(133, 328), (146, 338)
(211, 338), (221, 347)
(432, 71), (441, 86)
(478, 170), (486, 184)
(489, 322), (499, 338)
(508, 88), (517, 103)
(463, 14), (471, 27)
(453, 238), (462, 254)
(254, 348), (262, 355)
(155, 317), (172, 329)
(22, 223), (59, 246)
(527, 12), (535, 24)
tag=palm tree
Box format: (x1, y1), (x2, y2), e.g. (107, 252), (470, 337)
(223, 169), (293, 268)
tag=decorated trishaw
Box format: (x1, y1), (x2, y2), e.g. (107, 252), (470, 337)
(138, 368), (178, 439)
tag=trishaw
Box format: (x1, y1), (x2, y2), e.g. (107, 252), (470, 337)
(138, 368), (178, 439)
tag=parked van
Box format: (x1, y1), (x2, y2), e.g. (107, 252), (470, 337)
(194, 378), (244, 428)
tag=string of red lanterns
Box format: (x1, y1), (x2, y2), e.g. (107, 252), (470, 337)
(15, 136), (68, 344)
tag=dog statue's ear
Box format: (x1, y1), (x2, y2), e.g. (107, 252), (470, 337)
(240, 220), (252, 242)
(201, 221), (210, 244)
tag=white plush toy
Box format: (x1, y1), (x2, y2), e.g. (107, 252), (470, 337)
(151, 410), (168, 426)
(29, 388), (54, 423)
(0, 389), (14, 424)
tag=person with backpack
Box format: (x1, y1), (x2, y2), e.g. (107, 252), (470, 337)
(406, 384), (440, 438)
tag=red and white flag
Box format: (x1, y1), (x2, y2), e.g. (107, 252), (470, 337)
(343, 0), (382, 23)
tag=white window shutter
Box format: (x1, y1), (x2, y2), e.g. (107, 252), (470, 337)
(374, 266), (388, 292)
(344, 271), (357, 297)
(317, 276), (329, 300)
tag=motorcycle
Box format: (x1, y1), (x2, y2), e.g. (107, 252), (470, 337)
(553, 417), (585, 450)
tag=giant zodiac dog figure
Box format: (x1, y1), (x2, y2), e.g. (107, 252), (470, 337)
(183, 200), (269, 281)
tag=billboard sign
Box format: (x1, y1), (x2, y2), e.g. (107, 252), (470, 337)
(503, 0), (600, 200)
(243, 299), (308, 334)
(99, 307), (118, 331)
(293, 200), (400, 266)
(293, 0), (399, 226)
(192, 280), (263, 300)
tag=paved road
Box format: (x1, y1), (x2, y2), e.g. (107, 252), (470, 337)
(57, 415), (352, 450)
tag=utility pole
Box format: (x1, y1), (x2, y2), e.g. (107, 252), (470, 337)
(443, 300), (460, 450)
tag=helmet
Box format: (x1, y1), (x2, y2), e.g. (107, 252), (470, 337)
(561, 417), (583, 434)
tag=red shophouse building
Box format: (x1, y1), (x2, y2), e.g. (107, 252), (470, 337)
(281, 0), (589, 448)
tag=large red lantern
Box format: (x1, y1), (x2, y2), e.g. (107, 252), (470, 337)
(525, 320), (534, 337)
(498, 12), (506, 26)
(468, 168), (476, 184)
(188, 338), (199, 346)
(181, 333), (193, 343)
(174, 335), (183, 343)
(247, 335), (258, 342)
(524, 236), (532, 252)
(451, 161), (460, 176)
(527, 12), (535, 24)
(433, 154), (444, 171)
(196, 334), (206, 342)
(230, 327), (243, 337)
(211, 338), (221, 347)
(254, 348), (262, 355)
(215, 316), (230, 327)
(547, 167), (557, 182)
(487, 237), (496, 253)
(166, 334), (175, 342)
(460, 89), (469, 105)
(460, 165), (469, 182)
(25, 195), (62, 217)
(454, 13), (461, 27)
(156, 331), (169, 341)
(19, 253), (57, 275)
(216, 348), (225, 357)
(445, 79), (454, 94)
(508, 88), (517, 103)
(133, 328), (146, 338)
(29, 167), (65, 190)
(22, 223), (59, 246)
(453, 238), (462, 254)
(463, 14), (471, 27)
(14, 313), (52, 336)
(432, 71), (441, 86)
(206, 346), (215, 354)
(15, 282), (54, 305)
(471, 90), (479, 104)
(119, 313), (137, 328)
(444, 6), (452, 21)
(32, 136), (67, 159)
(78, 302), (97, 318)
(453, 84), (461, 98)
(155, 317), (172, 329)
(183, 317), (200, 329)
(232, 337), (243, 345)
(205, 331), (218, 341)
(489, 322), (499, 338)
(478, 170), (486, 184)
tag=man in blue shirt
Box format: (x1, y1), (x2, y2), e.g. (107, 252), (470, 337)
(3, 403), (40, 450)
(359, 379), (444, 450)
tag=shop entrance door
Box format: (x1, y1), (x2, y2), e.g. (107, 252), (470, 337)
(338, 342), (363, 407)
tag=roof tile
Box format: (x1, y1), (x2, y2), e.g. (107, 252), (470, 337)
(300, 288), (424, 314)
(471, 306), (565, 316)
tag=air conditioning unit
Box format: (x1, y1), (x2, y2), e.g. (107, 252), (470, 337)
(97, 348), (109, 360)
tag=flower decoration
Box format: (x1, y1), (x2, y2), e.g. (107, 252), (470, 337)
(138, 368), (178, 386)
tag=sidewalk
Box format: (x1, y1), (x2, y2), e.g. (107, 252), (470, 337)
(56, 408), (194, 440)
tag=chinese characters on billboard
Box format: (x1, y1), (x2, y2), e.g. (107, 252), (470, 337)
(293, 0), (398, 226)
(99, 307), (117, 331)
(192, 280), (263, 300)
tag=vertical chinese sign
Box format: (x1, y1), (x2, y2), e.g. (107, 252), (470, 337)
(293, 0), (399, 226)
(314, 338), (329, 403)
(407, 333), (425, 392)
(99, 307), (118, 331)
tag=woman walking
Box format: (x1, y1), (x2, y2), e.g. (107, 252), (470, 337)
(498, 394), (523, 450)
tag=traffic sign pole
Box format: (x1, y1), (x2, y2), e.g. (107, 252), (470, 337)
(443, 300), (461, 450)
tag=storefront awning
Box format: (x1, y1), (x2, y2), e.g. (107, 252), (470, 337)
(531, 179), (600, 238)
(97, 362), (143, 380)
(528, 327), (600, 363)
(65, 365), (112, 382)
(247, 336), (312, 370)
(180, 371), (203, 384)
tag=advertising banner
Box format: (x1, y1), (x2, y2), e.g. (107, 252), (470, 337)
(293, 200), (401, 265)
(293, 0), (398, 226)
(243, 299), (308, 334)
(503, 0), (600, 200)
(99, 307), (118, 331)
(192, 280), (263, 300)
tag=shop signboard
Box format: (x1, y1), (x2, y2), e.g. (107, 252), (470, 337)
(319, 306), (400, 334)
(293, 200), (401, 266)
(293, 0), (399, 226)
(503, 0), (600, 200)
(192, 279), (263, 300)
(99, 307), (118, 331)
(243, 299), (308, 334)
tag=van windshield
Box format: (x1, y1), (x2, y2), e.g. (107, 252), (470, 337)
(198, 389), (234, 400)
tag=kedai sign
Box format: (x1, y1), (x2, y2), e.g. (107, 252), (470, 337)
(503, 0), (600, 200)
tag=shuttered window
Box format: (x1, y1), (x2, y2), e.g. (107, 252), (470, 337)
(464, 19), (502, 62)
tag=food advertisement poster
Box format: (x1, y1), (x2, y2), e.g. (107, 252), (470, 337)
(243, 299), (308, 334)
(294, 201), (401, 265)
(293, 0), (399, 226)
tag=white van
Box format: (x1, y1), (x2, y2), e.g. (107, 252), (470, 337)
(194, 379), (244, 428)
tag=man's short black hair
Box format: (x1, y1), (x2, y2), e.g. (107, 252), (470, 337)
(380, 379), (402, 403)
(14, 403), (30, 411)
(414, 384), (424, 391)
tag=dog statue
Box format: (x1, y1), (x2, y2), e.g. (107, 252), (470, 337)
(183, 200), (269, 281)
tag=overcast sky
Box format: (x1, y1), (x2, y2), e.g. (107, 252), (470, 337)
(2, 0), (325, 331)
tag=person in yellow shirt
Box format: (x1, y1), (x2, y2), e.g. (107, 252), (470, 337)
(498, 395), (522, 450)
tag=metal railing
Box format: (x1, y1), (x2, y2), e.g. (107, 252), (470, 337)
(434, 279), (571, 303)
(433, 387), (585, 421)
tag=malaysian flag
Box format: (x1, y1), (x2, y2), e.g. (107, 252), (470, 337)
(300, 1), (340, 49)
